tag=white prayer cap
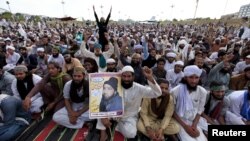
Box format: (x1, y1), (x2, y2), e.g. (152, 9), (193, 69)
(179, 39), (187, 45)
(158, 36), (162, 39)
(163, 35), (167, 38)
(166, 43), (172, 47)
(169, 38), (173, 41)
(180, 36), (185, 39)
(87, 40), (95, 45)
(198, 41), (203, 44)
(121, 66), (134, 73)
(184, 65), (202, 77)
(166, 52), (176, 58)
(4, 37), (11, 41)
(246, 55), (250, 59)
(106, 58), (116, 64)
(134, 44), (143, 50)
(6, 45), (15, 50)
(175, 61), (184, 66)
(37, 48), (45, 52)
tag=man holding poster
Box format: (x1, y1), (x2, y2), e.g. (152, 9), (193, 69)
(95, 66), (162, 141)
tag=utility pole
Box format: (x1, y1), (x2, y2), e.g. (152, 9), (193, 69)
(6, 1), (12, 13)
(193, 0), (199, 19)
(61, 0), (65, 17)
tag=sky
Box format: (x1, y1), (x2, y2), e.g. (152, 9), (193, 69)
(0, 0), (249, 21)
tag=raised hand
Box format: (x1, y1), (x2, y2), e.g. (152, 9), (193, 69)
(110, 6), (112, 13)
(93, 5), (95, 11)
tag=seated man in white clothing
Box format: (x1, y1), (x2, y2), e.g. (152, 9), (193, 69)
(11, 65), (43, 117)
(97, 66), (162, 141)
(53, 66), (91, 128)
(225, 89), (250, 125)
(171, 65), (208, 141)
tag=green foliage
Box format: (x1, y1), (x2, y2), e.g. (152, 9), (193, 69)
(173, 18), (178, 22)
(15, 13), (25, 21)
(0, 12), (13, 20)
(34, 16), (41, 23)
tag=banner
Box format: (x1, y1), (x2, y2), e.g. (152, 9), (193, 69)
(89, 73), (124, 119)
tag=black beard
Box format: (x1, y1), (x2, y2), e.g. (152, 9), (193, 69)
(121, 81), (133, 89)
(131, 62), (140, 67)
(186, 82), (197, 91)
(52, 54), (59, 58)
(72, 80), (83, 88)
(106, 68), (116, 72)
(220, 69), (229, 74)
(39, 55), (44, 59)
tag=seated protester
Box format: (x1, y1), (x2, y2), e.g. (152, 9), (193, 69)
(47, 46), (65, 69)
(164, 52), (177, 72)
(0, 64), (15, 95)
(83, 57), (99, 73)
(171, 65), (208, 141)
(0, 94), (31, 141)
(141, 48), (157, 68)
(16, 47), (38, 71)
(152, 57), (167, 80)
(97, 66), (162, 141)
(225, 89), (250, 125)
(33, 48), (48, 77)
(137, 78), (180, 141)
(232, 54), (250, 76)
(166, 61), (184, 89)
(76, 32), (114, 72)
(99, 77), (122, 112)
(201, 81), (229, 125)
(194, 57), (207, 86)
(53, 67), (91, 129)
(63, 52), (82, 76)
(205, 54), (233, 92)
(23, 62), (71, 113)
(229, 66), (250, 90)
(11, 65), (44, 115)
(4, 45), (20, 73)
(106, 58), (118, 72)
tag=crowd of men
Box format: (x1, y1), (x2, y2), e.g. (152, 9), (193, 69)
(0, 9), (250, 141)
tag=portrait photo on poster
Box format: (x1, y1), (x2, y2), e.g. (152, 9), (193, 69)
(89, 72), (124, 119)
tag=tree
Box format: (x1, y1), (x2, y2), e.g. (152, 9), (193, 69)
(173, 18), (178, 22)
(34, 16), (41, 23)
(15, 13), (25, 21)
(0, 12), (13, 20)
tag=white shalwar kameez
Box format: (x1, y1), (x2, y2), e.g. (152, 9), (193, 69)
(11, 74), (43, 113)
(225, 90), (247, 125)
(53, 80), (91, 129)
(96, 80), (162, 138)
(171, 85), (208, 141)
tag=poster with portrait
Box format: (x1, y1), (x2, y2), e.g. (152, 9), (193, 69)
(89, 72), (124, 119)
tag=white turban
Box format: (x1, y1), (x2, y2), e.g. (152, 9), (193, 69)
(6, 45), (15, 50)
(184, 65), (202, 77)
(4, 37), (11, 41)
(37, 48), (45, 52)
(178, 39), (187, 45)
(134, 44), (143, 50)
(166, 52), (176, 58)
(106, 58), (116, 64)
(175, 61), (184, 66)
(166, 43), (172, 47)
(121, 66), (134, 73)
(87, 40), (95, 45)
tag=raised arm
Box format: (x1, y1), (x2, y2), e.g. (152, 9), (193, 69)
(93, 5), (100, 24)
(105, 6), (112, 25)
